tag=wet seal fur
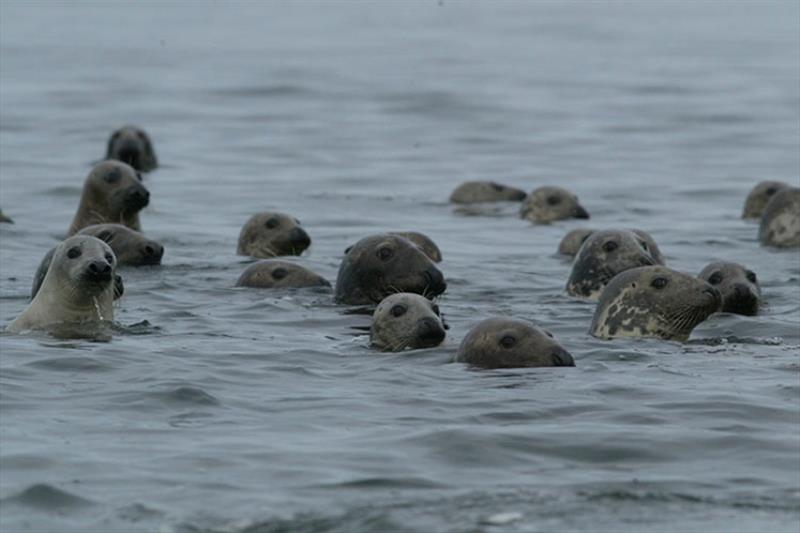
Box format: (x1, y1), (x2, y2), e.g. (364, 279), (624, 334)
(236, 260), (330, 289)
(759, 187), (800, 248)
(590, 266), (721, 341)
(370, 293), (446, 351)
(520, 186), (589, 223)
(449, 181), (527, 204)
(567, 229), (663, 300)
(559, 228), (664, 262)
(742, 181), (790, 219)
(79, 224), (163, 266)
(335, 233), (447, 305)
(237, 212), (311, 258)
(698, 261), (761, 316)
(454, 317), (575, 369)
(68, 160), (149, 236)
(344, 231), (442, 263)
(9, 236), (117, 333)
(105, 126), (158, 173)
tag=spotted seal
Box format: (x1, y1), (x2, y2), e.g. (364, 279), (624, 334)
(589, 266), (721, 341)
(370, 293), (446, 351)
(105, 126), (158, 172)
(698, 261), (760, 316)
(236, 260), (329, 289)
(519, 186), (589, 223)
(449, 181), (527, 204)
(742, 181), (790, 219)
(759, 187), (800, 248)
(454, 318), (575, 369)
(237, 212), (311, 258)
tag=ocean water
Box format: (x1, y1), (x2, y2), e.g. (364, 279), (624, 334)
(0, 1), (798, 532)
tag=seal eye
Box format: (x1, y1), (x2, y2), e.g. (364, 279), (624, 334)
(708, 272), (722, 285)
(490, 182), (503, 192)
(432, 304), (440, 316)
(746, 271), (757, 283)
(546, 195), (561, 206)
(67, 247), (82, 259)
(104, 253), (114, 264)
(639, 240), (648, 251)
(265, 217), (280, 229)
(390, 304), (407, 318)
(272, 268), (288, 280)
(766, 187), (776, 195)
(603, 241), (618, 253)
(500, 335), (516, 349)
(651, 277), (668, 289)
(377, 247), (394, 261)
(104, 168), (121, 184)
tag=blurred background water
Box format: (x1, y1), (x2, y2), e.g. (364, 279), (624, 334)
(0, 1), (798, 532)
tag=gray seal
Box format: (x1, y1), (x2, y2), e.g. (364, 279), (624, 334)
(449, 181), (527, 204)
(237, 212), (311, 258)
(520, 186), (589, 223)
(236, 260), (330, 289)
(454, 318), (575, 369)
(590, 266), (721, 341)
(344, 231), (442, 263)
(742, 180), (790, 219)
(105, 126), (158, 172)
(759, 187), (799, 248)
(335, 233), (447, 305)
(68, 160), (149, 236)
(566, 229), (662, 300)
(370, 293), (446, 351)
(79, 224), (163, 265)
(698, 261), (760, 316)
(558, 228), (594, 256)
(8, 236), (117, 333)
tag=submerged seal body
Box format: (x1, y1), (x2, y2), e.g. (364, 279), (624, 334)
(759, 187), (800, 248)
(590, 266), (721, 341)
(9, 236), (117, 333)
(79, 224), (163, 265)
(519, 186), (589, 223)
(449, 181), (527, 204)
(370, 293), (446, 351)
(698, 261), (760, 316)
(105, 126), (158, 172)
(237, 212), (311, 258)
(68, 160), (149, 236)
(236, 260), (329, 289)
(335, 233), (447, 305)
(454, 318), (575, 369)
(742, 181), (790, 219)
(566, 229), (662, 300)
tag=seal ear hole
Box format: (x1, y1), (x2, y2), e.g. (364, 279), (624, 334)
(603, 241), (619, 253)
(546, 195), (561, 206)
(265, 217), (280, 229)
(104, 168), (121, 184)
(390, 304), (407, 318)
(746, 271), (757, 283)
(545, 331), (554, 338)
(651, 277), (668, 290)
(377, 247), (394, 262)
(500, 335), (516, 349)
(67, 247), (82, 259)
(96, 231), (113, 243)
(272, 268), (288, 280)
(708, 272), (723, 285)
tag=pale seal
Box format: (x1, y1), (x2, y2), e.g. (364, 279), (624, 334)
(698, 261), (760, 316)
(449, 181), (527, 204)
(335, 233), (447, 305)
(236, 260), (330, 289)
(68, 160), (149, 236)
(344, 231), (442, 263)
(105, 126), (158, 172)
(589, 266), (721, 341)
(454, 318), (575, 369)
(370, 293), (446, 351)
(237, 212), (311, 258)
(520, 186), (589, 223)
(742, 181), (790, 219)
(566, 229), (662, 300)
(8, 236), (117, 333)
(31, 248), (124, 301)
(759, 187), (800, 248)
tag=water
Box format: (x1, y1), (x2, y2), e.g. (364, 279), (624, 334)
(1, 1), (798, 531)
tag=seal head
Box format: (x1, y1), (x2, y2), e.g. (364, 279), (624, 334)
(236, 260), (330, 289)
(742, 181), (790, 219)
(370, 293), (446, 351)
(449, 181), (527, 204)
(698, 261), (760, 316)
(79, 224), (163, 265)
(759, 187), (800, 248)
(520, 186), (589, 223)
(237, 212), (311, 258)
(105, 126), (158, 172)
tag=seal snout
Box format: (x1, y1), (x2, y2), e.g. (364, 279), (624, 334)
(724, 283), (759, 315)
(288, 227), (311, 249)
(85, 260), (113, 282)
(126, 184), (150, 210)
(117, 143), (141, 168)
(550, 346), (575, 367)
(423, 267), (447, 296)
(573, 205), (590, 219)
(141, 241), (164, 263)
(415, 316), (446, 345)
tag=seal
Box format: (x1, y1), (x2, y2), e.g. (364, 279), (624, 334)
(335, 233), (447, 305)
(519, 186), (589, 223)
(0, 208), (12, 223)
(449, 181), (527, 204)
(236, 260), (330, 289)
(344, 231), (442, 263)
(698, 261), (760, 316)
(454, 318), (575, 369)
(8, 236), (117, 333)
(742, 180), (790, 219)
(759, 187), (800, 248)
(237, 212), (311, 258)
(68, 160), (149, 236)
(105, 126), (158, 173)
(78, 224), (163, 265)
(589, 266), (721, 341)
(31, 247), (124, 301)
(558, 228), (594, 256)
(370, 293), (446, 351)
(566, 229), (663, 300)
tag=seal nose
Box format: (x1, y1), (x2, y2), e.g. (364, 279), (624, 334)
(289, 227), (311, 249)
(117, 142), (141, 166)
(86, 260), (112, 281)
(725, 283), (759, 315)
(416, 317), (446, 345)
(142, 241), (164, 263)
(733, 283), (752, 299)
(573, 204), (590, 219)
(127, 184), (150, 209)
(511, 190), (527, 201)
(423, 267), (447, 297)
(550, 346), (575, 367)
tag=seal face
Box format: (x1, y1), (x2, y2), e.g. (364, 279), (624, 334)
(759, 187), (800, 248)
(742, 180), (790, 219)
(237, 212), (311, 258)
(236, 260), (330, 289)
(335, 234), (447, 305)
(519, 186), (589, 223)
(390, 232), (442, 263)
(449, 181), (527, 204)
(105, 126), (158, 172)
(590, 266), (721, 341)
(68, 160), (149, 236)
(370, 293), (446, 351)
(698, 261), (760, 316)
(454, 318), (575, 369)
(567, 229), (662, 300)
(9, 236), (117, 333)
(78, 224), (163, 266)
